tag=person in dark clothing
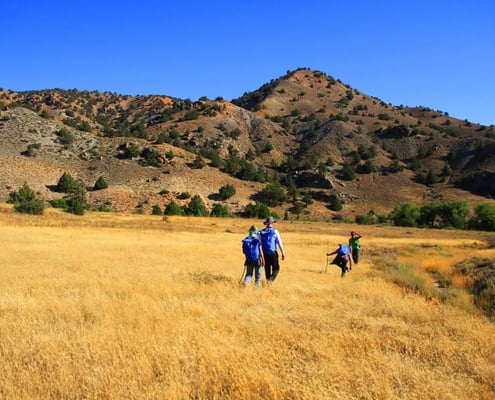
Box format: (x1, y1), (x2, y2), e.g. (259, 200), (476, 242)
(327, 244), (352, 277)
(259, 216), (285, 284)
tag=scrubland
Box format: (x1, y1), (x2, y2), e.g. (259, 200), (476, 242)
(1, 204), (494, 399)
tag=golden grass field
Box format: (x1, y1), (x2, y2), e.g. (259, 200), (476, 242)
(1, 204), (494, 399)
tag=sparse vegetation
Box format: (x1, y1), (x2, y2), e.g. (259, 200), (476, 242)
(7, 183), (45, 214)
(1, 68), (494, 226)
(0, 209), (494, 399)
(219, 184), (236, 200)
(93, 175), (108, 190)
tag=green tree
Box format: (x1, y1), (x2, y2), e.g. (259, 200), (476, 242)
(185, 195), (208, 216)
(8, 183), (45, 215)
(328, 195), (342, 211)
(151, 204), (163, 215)
(93, 176), (108, 190)
(192, 154), (206, 169)
(65, 179), (87, 215)
(469, 203), (495, 231)
(55, 128), (75, 145)
(341, 162), (357, 180)
(260, 182), (288, 206)
(419, 200), (468, 229)
(242, 202), (271, 218)
(219, 184), (236, 200)
(57, 172), (77, 192)
(164, 200), (184, 216)
(210, 203), (230, 217)
(121, 142), (141, 159)
(389, 202), (421, 227)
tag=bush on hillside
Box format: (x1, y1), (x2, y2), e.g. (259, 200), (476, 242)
(185, 195), (208, 216)
(242, 202), (271, 219)
(219, 184), (236, 200)
(57, 172), (77, 193)
(151, 204), (163, 215)
(93, 176), (108, 190)
(164, 200), (184, 216)
(64, 179), (87, 216)
(210, 203), (230, 217)
(8, 183), (45, 215)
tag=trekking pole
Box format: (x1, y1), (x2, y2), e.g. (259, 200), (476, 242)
(238, 265), (246, 286)
(325, 238), (329, 273)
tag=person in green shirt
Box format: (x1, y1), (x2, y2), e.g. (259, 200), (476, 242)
(348, 231), (362, 265)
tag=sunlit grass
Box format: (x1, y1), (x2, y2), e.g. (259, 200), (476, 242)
(1, 204), (495, 399)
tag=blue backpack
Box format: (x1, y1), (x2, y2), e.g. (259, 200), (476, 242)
(242, 237), (261, 262)
(259, 228), (276, 253)
(337, 244), (350, 257)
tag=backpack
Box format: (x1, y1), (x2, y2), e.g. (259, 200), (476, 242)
(242, 237), (261, 262)
(259, 228), (276, 253)
(337, 244), (350, 257)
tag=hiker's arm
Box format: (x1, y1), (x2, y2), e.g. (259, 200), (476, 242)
(259, 245), (265, 266)
(275, 231), (286, 260)
(327, 249), (337, 256)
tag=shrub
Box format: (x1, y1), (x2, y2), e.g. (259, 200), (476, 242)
(341, 163), (356, 181)
(97, 204), (114, 212)
(469, 203), (495, 231)
(151, 205), (163, 215)
(328, 196), (342, 212)
(219, 184), (236, 200)
(64, 179), (87, 216)
(389, 202), (421, 227)
(210, 203), (230, 217)
(178, 192), (191, 199)
(51, 198), (67, 209)
(192, 155), (206, 169)
(21, 143), (41, 157)
(93, 176), (108, 190)
(242, 202), (271, 219)
(55, 128), (75, 145)
(57, 172), (77, 193)
(8, 183), (45, 215)
(141, 148), (161, 167)
(121, 142), (141, 159)
(185, 195), (208, 216)
(164, 200), (184, 216)
(260, 182), (287, 206)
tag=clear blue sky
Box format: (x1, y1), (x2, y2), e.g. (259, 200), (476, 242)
(2, 1), (494, 126)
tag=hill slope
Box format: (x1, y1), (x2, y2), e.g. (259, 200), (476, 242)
(1, 68), (494, 218)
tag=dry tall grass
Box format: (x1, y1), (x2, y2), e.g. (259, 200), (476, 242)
(1, 205), (494, 399)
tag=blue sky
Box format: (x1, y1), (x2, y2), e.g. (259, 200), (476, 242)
(2, 1), (494, 126)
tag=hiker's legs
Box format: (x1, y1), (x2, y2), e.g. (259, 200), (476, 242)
(267, 252), (280, 282)
(352, 249), (359, 264)
(264, 253), (276, 280)
(254, 261), (262, 287)
(337, 256), (348, 277)
(244, 262), (255, 285)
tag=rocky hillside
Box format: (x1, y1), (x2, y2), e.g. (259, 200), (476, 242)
(0, 68), (494, 219)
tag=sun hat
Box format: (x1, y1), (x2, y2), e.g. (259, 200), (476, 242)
(263, 216), (276, 225)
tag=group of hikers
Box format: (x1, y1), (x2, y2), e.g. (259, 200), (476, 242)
(241, 216), (362, 287)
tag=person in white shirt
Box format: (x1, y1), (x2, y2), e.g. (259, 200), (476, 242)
(259, 216), (285, 284)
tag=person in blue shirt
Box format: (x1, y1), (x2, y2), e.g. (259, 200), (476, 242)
(259, 216), (285, 284)
(241, 225), (265, 288)
(327, 244), (352, 277)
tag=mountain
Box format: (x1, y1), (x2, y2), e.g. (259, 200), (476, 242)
(0, 68), (494, 219)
